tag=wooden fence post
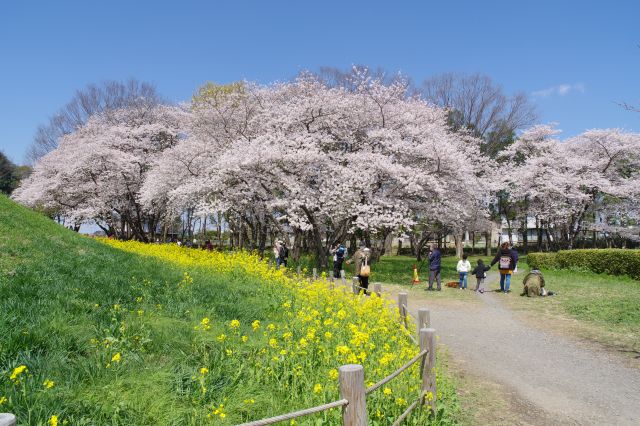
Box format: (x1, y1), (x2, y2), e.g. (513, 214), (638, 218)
(296, 265), (301, 275)
(340, 269), (347, 286)
(313, 268), (318, 280)
(398, 292), (408, 329)
(0, 414), (17, 426)
(352, 277), (360, 294)
(373, 283), (382, 297)
(419, 328), (437, 411)
(339, 364), (367, 426)
(268, 259), (273, 268)
(418, 308), (430, 329)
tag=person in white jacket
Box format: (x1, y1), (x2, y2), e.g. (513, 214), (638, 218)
(456, 254), (472, 290)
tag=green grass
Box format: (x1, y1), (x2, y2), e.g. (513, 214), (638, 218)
(0, 196), (297, 424)
(505, 265), (640, 353)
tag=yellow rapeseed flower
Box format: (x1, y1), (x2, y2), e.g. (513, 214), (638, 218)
(48, 415), (58, 426)
(111, 353), (121, 363)
(43, 379), (55, 389)
(0, 396), (7, 405)
(229, 319), (240, 329)
(241, 335), (248, 343)
(10, 365), (27, 382)
(383, 387), (392, 396)
(313, 383), (323, 394)
(200, 367), (209, 375)
(252, 320), (261, 331)
(328, 369), (339, 380)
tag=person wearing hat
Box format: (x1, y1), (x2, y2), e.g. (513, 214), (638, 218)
(347, 242), (371, 294)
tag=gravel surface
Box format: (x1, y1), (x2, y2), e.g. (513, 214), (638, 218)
(382, 274), (640, 426)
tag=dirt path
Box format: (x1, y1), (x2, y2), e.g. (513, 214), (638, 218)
(380, 274), (640, 425)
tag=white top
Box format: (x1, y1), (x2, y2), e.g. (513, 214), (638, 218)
(456, 259), (472, 273)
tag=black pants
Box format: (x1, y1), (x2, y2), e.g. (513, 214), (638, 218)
(333, 260), (344, 278)
(358, 275), (369, 293)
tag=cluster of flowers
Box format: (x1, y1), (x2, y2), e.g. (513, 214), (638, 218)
(100, 240), (450, 423)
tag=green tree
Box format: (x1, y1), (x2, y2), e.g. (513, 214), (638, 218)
(0, 151), (16, 194)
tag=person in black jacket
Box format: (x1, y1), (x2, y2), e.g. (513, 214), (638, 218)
(471, 259), (491, 292)
(490, 242), (517, 293)
(426, 244), (442, 291)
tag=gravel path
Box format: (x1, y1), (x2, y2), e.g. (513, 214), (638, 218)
(382, 274), (640, 426)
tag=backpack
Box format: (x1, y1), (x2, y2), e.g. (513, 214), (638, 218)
(279, 245), (288, 259)
(499, 255), (511, 269)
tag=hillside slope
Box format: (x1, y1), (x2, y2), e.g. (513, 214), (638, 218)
(1, 196), (460, 425)
(0, 196), (286, 424)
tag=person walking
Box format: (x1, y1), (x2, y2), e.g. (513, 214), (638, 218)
(277, 241), (289, 268)
(330, 243), (347, 279)
(347, 243), (371, 294)
(273, 240), (282, 267)
(427, 244), (442, 291)
(456, 254), (472, 290)
(510, 245), (520, 273)
(490, 242), (518, 293)
(471, 259), (491, 292)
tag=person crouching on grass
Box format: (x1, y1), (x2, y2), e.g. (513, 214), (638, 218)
(456, 254), (471, 290)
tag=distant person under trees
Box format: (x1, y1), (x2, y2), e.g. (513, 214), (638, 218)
(490, 242), (517, 293)
(330, 243), (347, 279)
(427, 244), (442, 291)
(347, 243), (371, 294)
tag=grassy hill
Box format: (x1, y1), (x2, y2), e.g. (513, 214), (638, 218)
(0, 195), (459, 425)
(0, 195), (292, 424)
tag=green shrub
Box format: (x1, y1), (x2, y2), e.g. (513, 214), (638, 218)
(527, 252), (560, 269)
(528, 249), (640, 280)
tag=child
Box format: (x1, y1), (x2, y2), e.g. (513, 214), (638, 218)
(456, 254), (472, 290)
(471, 259), (491, 292)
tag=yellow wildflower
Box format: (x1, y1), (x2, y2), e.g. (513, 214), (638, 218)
(200, 367), (209, 375)
(111, 353), (121, 363)
(328, 369), (339, 380)
(10, 365), (27, 382)
(0, 396), (7, 405)
(252, 320), (261, 331)
(383, 387), (392, 396)
(217, 334), (226, 342)
(241, 335), (248, 343)
(48, 415), (58, 426)
(229, 319), (240, 329)
(43, 379), (55, 389)
(313, 383), (323, 394)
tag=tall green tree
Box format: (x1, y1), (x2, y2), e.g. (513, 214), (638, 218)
(0, 151), (16, 194)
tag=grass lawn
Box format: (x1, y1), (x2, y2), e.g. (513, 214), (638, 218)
(505, 265), (640, 355)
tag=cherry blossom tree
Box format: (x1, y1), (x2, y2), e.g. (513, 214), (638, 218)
(14, 103), (187, 241)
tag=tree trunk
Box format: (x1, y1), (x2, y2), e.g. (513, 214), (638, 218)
(454, 233), (464, 258)
(485, 230), (491, 256)
(383, 232), (393, 256)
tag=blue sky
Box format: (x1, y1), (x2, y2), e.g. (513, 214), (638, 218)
(1, 0), (639, 163)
